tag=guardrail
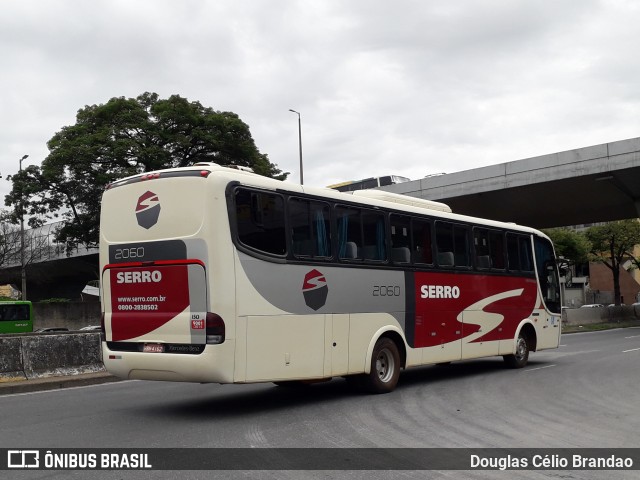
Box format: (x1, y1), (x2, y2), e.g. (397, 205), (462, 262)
(0, 332), (104, 382)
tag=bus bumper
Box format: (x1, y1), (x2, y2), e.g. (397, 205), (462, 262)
(102, 341), (235, 383)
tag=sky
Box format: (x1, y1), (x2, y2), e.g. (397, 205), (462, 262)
(2, 0), (640, 204)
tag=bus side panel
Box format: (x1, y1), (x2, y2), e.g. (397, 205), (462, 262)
(245, 314), (325, 381)
(329, 314), (350, 376)
(412, 271), (538, 363)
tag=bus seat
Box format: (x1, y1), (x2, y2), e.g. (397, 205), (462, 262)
(477, 255), (492, 269)
(344, 242), (358, 259)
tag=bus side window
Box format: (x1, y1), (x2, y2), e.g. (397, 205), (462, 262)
(312, 202), (332, 258)
(289, 198), (313, 256)
(235, 188), (286, 256)
(390, 214), (411, 264)
(362, 210), (386, 261)
(336, 206), (362, 260)
(474, 228), (506, 270)
(289, 198), (332, 258)
(473, 228), (491, 269)
(489, 230), (506, 269)
(507, 233), (521, 271)
(436, 221), (469, 267)
(506, 233), (534, 273)
(412, 218), (433, 265)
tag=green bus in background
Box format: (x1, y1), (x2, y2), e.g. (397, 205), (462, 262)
(0, 301), (33, 333)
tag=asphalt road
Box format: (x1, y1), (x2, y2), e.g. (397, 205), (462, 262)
(1, 327), (639, 480)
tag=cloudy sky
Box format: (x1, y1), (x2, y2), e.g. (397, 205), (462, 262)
(2, 0), (640, 203)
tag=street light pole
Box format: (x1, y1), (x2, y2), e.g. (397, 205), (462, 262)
(19, 154), (28, 300)
(288, 109), (303, 185)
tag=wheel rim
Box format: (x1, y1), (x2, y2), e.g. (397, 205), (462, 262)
(515, 337), (527, 361)
(375, 348), (395, 383)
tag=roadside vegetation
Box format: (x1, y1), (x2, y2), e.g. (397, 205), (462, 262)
(562, 318), (640, 333)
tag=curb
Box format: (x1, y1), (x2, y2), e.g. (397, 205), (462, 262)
(0, 372), (124, 395)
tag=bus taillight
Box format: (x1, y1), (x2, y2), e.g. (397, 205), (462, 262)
(206, 312), (225, 344)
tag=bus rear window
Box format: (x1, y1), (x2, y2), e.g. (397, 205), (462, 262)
(235, 188), (286, 256)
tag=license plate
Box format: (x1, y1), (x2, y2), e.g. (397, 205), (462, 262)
(143, 343), (164, 353)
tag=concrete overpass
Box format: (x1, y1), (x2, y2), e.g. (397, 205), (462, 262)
(382, 136), (640, 229)
(0, 221), (98, 301)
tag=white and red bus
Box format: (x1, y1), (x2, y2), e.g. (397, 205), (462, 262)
(100, 163), (561, 393)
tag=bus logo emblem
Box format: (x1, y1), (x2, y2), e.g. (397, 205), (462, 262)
(302, 269), (328, 310)
(136, 191), (161, 229)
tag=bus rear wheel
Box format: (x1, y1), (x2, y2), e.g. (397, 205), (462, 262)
(364, 337), (401, 394)
(503, 331), (530, 368)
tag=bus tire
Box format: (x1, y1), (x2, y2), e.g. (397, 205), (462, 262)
(364, 337), (401, 394)
(503, 331), (530, 368)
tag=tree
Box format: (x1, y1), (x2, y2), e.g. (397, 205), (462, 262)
(0, 209), (19, 267)
(0, 208), (59, 278)
(585, 220), (640, 305)
(5, 92), (287, 250)
(542, 227), (591, 287)
(542, 227), (591, 265)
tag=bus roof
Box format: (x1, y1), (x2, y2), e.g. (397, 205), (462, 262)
(105, 162), (545, 237)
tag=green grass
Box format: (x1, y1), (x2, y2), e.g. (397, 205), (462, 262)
(562, 319), (640, 333)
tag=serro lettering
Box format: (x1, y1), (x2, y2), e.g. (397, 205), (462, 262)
(116, 270), (162, 284)
(420, 284), (460, 299)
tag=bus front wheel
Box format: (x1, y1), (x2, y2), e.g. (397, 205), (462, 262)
(503, 332), (530, 368)
(364, 337), (401, 394)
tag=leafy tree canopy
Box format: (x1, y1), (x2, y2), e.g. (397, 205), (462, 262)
(542, 227), (591, 265)
(585, 219), (640, 305)
(5, 92), (287, 249)
(585, 220), (640, 267)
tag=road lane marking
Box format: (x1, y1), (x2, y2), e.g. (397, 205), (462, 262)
(622, 347), (640, 353)
(624, 335), (640, 339)
(0, 380), (134, 398)
(525, 365), (556, 372)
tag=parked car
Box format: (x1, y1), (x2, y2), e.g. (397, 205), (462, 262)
(580, 304), (604, 308)
(79, 325), (102, 331)
(34, 327), (70, 333)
